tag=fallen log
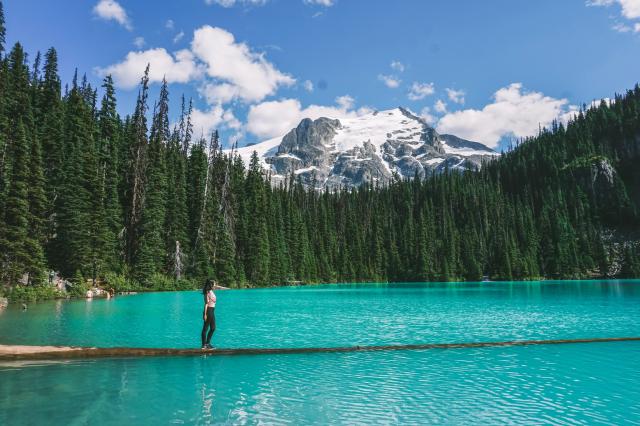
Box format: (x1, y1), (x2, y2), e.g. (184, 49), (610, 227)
(1, 336), (639, 361)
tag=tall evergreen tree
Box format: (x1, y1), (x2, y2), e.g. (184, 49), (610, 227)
(123, 66), (150, 265)
(97, 75), (123, 272)
(134, 79), (169, 284)
(0, 1), (5, 57)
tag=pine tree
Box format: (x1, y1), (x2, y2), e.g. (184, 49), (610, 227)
(164, 99), (191, 279)
(244, 151), (270, 284)
(0, 119), (31, 284)
(38, 48), (64, 259)
(187, 136), (210, 278)
(123, 66), (150, 265)
(0, 1), (5, 57)
(134, 79), (170, 284)
(97, 75), (123, 272)
(53, 73), (94, 277)
(0, 43), (46, 284)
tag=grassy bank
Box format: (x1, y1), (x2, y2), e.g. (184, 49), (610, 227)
(1, 273), (201, 304)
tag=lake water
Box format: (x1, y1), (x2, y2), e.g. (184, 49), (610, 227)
(1, 280), (640, 424)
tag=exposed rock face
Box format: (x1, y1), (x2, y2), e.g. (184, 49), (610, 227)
(236, 107), (499, 190)
(590, 158), (616, 188)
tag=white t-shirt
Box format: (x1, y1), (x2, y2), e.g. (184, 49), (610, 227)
(206, 290), (216, 308)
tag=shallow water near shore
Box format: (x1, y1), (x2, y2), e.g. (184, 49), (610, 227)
(1, 280), (640, 424)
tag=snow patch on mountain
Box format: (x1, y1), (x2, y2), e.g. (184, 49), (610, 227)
(233, 107), (498, 189)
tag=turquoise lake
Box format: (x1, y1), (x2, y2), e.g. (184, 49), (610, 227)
(1, 280), (640, 424)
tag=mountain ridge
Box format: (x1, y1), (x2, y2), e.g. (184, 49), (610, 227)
(234, 107), (498, 189)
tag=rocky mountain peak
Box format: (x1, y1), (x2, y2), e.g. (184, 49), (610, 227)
(234, 108), (499, 190)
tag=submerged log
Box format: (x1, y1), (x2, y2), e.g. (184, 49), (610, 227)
(1, 336), (639, 361)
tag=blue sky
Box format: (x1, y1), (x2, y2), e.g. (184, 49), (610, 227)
(4, 0), (640, 148)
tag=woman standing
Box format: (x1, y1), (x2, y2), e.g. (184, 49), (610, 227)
(201, 280), (217, 349)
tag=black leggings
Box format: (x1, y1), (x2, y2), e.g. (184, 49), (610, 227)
(201, 307), (216, 346)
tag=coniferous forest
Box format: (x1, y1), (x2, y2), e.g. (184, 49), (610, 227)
(1, 2), (639, 295)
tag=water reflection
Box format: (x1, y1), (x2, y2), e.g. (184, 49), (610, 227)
(1, 342), (639, 424)
(0, 280), (639, 350)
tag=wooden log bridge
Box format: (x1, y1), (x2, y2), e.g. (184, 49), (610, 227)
(1, 336), (639, 361)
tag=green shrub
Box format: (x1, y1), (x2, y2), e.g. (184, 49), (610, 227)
(66, 271), (89, 298)
(8, 284), (59, 303)
(103, 272), (138, 292)
(146, 273), (197, 291)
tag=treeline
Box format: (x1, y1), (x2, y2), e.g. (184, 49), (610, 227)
(1, 2), (639, 290)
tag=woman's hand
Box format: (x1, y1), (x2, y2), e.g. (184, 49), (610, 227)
(203, 313), (207, 321)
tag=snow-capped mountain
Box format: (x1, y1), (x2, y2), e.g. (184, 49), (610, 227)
(235, 107), (498, 189)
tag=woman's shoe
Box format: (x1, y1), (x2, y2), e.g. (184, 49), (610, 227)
(205, 343), (214, 349)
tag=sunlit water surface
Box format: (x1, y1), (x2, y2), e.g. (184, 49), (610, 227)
(1, 280), (639, 424)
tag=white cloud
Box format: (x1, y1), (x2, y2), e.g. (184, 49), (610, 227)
(588, 0), (640, 19)
(246, 96), (365, 139)
(205, 0), (268, 6)
(303, 80), (314, 92)
(304, 0), (335, 5)
(408, 82), (435, 100)
(191, 105), (242, 138)
(378, 74), (401, 89)
(437, 83), (576, 148)
(588, 0), (640, 32)
(166, 19), (175, 30)
(445, 88), (465, 104)
(199, 82), (242, 105)
(191, 25), (295, 103)
(613, 22), (633, 31)
(434, 99), (447, 114)
(335, 95), (354, 109)
(93, 0), (132, 30)
(390, 60), (405, 72)
(133, 37), (145, 48)
(419, 107), (436, 125)
(206, 0), (335, 5)
(173, 31), (185, 44)
(99, 25), (294, 104)
(97, 48), (202, 89)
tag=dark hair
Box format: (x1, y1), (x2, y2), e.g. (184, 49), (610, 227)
(202, 279), (214, 295)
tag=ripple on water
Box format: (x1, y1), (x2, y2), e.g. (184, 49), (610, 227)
(1, 281), (640, 349)
(1, 342), (639, 424)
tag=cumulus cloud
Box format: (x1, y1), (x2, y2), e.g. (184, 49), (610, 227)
(335, 95), (355, 109)
(205, 0), (268, 6)
(437, 83), (577, 148)
(93, 0), (132, 30)
(419, 107), (437, 125)
(192, 26), (295, 103)
(133, 37), (145, 48)
(303, 80), (314, 92)
(173, 31), (185, 44)
(165, 19), (175, 30)
(96, 48), (202, 89)
(246, 96), (366, 139)
(191, 105), (242, 138)
(588, 0), (640, 32)
(390, 60), (405, 72)
(206, 0), (335, 5)
(378, 74), (401, 89)
(100, 25), (293, 103)
(408, 82), (435, 100)
(446, 88), (465, 104)
(588, 0), (640, 19)
(612, 22), (633, 31)
(304, 0), (336, 5)
(434, 99), (447, 114)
